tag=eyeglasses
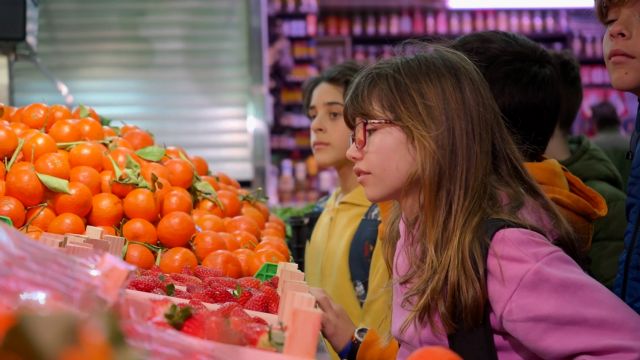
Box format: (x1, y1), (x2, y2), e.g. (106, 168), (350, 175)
(349, 118), (395, 150)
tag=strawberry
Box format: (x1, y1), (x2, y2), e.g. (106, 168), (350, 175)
(127, 275), (163, 293)
(148, 299), (174, 323)
(251, 316), (268, 326)
(170, 273), (203, 288)
(151, 288), (166, 296)
(260, 286), (280, 314)
(174, 289), (192, 300)
(186, 283), (207, 295)
(181, 266), (194, 275)
(193, 287), (235, 304)
(233, 285), (252, 306)
(212, 302), (242, 317)
(206, 277), (238, 290)
(187, 300), (208, 314)
(240, 322), (269, 347)
(265, 276), (279, 289)
(181, 313), (206, 339)
(193, 266), (224, 281)
(238, 277), (261, 290)
(243, 292), (268, 313)
(139, 265), (162, 277)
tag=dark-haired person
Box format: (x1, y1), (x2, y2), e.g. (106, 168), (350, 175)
(544, 51), (627, 289)
(450, 31), (607, 268)
(592, 100), (632, 189)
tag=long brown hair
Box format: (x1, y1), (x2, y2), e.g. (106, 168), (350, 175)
(343, 45), (577, 334)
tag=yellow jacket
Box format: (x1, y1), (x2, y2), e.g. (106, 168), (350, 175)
(305, 186), (392, 359)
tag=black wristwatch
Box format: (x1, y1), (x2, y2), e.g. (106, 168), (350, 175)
(346, 327), (368, 360)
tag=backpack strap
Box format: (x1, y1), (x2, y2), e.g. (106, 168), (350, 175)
(447, 218), (521, 360)
(348, 204), (380, 305)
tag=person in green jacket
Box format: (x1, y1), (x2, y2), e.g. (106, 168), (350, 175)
(545, 50), (627, 288)
(591, 101), (631, 191)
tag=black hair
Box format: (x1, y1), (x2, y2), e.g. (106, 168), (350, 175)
(302, 61), (364, 115)
(450, 31), (561, 161)
(552, 50), (583, 135)
(592, 101), (621, 131)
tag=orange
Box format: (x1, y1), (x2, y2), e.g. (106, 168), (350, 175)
(201, 250), (243, 278)
(191, 230), (227, 261)
(190, 209), (208, 223)
(102, 147), (138, 173)
(0, 195), (26, 227)
(8, 122), (28, 137)
(123, 188), (158, 222)
(164, 146), (186, 159)
(20, 103), (49, 130)
(253, 201), (270, 220)
(44, 104), (71, 131)
(69, 166), (101, 195)
(163, 158), (194, 189)
(102, 126), (117, 137)
(34, 152), (71, 180)
(97, 225), (117, 236)
(215, 172), (241, 189)
(24, 206), (56, 231)
(225, 215), (260, 238)
(87, 193), (123, 226)
(141, 162), (170, 184)
(233, 230), (258, 250)
(22, 132), (57, 162)
(48, 212), (85, 235)
(241, 204), (266, 229)
(48, 119), (81, 143)
(123, 218), (158, 245)
(151, 176), (171, 209)
(0, 126), (18, 160)
(0, 180), (4, 196)
(159, 247), (198, 274)
(71, 105), (100, 121)
(52, 182), (93, 217)
(255, 238), (290, 260)
(261, 226), (286, 239)
(124, 243), (155, 270)
(255, 247), (287, 264)
(69, 142), (104, 171)
(189, 155), (209, 176)
(233, 248), (262, 277)
(119, 124), (138, 136)
(121, 129), (153, 150)
(218, 190), (241, 217)
(5, 164), (45, 207)
(200, 175), (220, 192)
(268, 214), (286, 229)
(160, 187), (192, 216)
(220, 232), (241, 251)
(156, 211), (195, 248)
(0, 162), (5, 180)
(194, 213), (225, 232)
(78, 118), (104, 141)
(23, 225), (43, 240)
(195, 199), (223, 217)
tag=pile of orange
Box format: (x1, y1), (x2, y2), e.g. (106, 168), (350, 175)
(0, 103), (289, 278)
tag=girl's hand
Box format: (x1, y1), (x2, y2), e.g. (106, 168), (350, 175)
(309, 287), (357, 353)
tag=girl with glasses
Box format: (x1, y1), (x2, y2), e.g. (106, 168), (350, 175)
(314, 46), (640, 359)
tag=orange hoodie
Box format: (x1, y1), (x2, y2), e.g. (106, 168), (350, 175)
(524, 159), (608, 256)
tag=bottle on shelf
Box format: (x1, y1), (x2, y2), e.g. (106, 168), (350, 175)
(352, 13), (363, 36)
(426, 11), (436, 35)
(400, 9), (412, 35)
(474, 11), (485, 32)
(461, 11), (473, 34)
(378, 13), (389, 36)
(389, 12), (400, 36)
(497, 10), (509, 31)
(436, 10), (448, 35)
(366, 13), (377, 36)
(413, 8), (425, 35)
(449, 11), (461, 35)
(533, 10), (544, 33)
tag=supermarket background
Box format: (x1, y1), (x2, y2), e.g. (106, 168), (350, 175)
(1, 0), (636, 210)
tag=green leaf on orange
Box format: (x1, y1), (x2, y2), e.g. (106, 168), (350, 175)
(36, 173), (70, 194)
(136, 146), (165, 162)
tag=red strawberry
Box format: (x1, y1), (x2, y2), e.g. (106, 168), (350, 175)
(193, 287), (235, 304)
(260, 286), (280, 314)
(148, 299), (174, 323)
(251, 316), (268, 326)
(206, 277), (238, 290)
(233, 286), (253, 306)
(243, 292), (268, 313)
(240, 322), (269, 346)
(174, 289), (192, 300)
(181, 266), (194, 275)
(151, 288), (166, 296)
(139, 265), (162, 277)
(265, 276), (279, 289)
(186, 283), (207, 295)
(187, 300), (208, 314)
(212, 302), (242, 317)
(193, 266), (224, 281)
(127, 275), (163, 293)
(238, 277), (261, 290)
(181, 313), (206, 339)
(170, 273), (203, 288)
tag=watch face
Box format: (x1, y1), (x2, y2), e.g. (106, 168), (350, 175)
(355, 327), (369, 342)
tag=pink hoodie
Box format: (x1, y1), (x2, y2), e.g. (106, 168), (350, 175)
(392, 220), (640, 359)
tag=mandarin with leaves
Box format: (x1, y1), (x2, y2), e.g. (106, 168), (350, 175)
(232, 230), (258, 250)
(141, 162), (170, 184)
(164, 146), (186, 160)
(225, 215), (260, 238)
(122, 218), (157, 246)
(22, 132), (57, 161)
(189, 155), (209, 176)
(78, 117), (105, 141)
(48, 212), (85, 235)
(160, 187), (192, 217)
(24, 206), (56, 231)
(0, 195), (26, 227)
(48, 119), (81, 143)
(261, 226), (286, 239)
(71, 105), (100, 121)
(241, 204), (266, 229)
(256, 238), (290, 260)
(97, 225), (117, 236)
(122, 129), (153, 150)
(44, 104), (71, 131)
(34, 152), (71, 180)
(157, 211), (196, 248)
(159, 247), (198, 274)
(201, 250), (243, 278)
(255, 247), (288, 264)
(163, 158), (194, 189)
(87, 193), (123, 226)
(195, 213), (225, 232)
(124, 243), (156, 270)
